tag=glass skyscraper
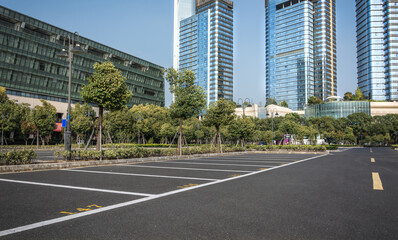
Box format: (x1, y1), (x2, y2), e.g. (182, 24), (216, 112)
(356, 0), (386, 101)
(174, 0), (234, 105)
(265, 0), (336, 110)
(356, 0), (398, 101)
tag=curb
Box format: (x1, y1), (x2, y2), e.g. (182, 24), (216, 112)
(0, 150), (326, 174)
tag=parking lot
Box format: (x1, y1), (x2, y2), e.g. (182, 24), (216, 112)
(0, 153), (324, 237)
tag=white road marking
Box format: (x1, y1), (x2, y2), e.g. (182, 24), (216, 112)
(0, 178), (153, 197)
(61, 169), (218, 181)
(0, 154), (328, 237)
(183, 159), (295, 164)
(163, 161), (275, 168)
(119, 165), (252, 173)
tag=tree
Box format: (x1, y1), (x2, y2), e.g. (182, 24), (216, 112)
(165, 68), (206, 155)
(203, 98), (236, 153)
(70, 103), (95, 146)
(351, 87), (365, 101)
(130, 104), (169, 143)
(31, 100), (56, 145)
(228, 116), (255, 147)
(81, 62), (132, 151)
(266, 98), (277, 106)
(0, 86), (7, 103)
(279, 100), (289, 108)
(104, 108), (134, 144)
(308, 96), (323, 105)
(344, 92), (353, 101)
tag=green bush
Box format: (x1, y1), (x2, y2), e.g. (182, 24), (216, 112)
(0, 150), (36, 165)
(246, 145), (327, 152)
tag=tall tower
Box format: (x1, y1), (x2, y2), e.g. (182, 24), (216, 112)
(175, 0), (234, 105)
(173, 0), (196, 69)
(314, 0), (337, 101)
(383, 0), (398, 101)
(356, 0), (386, 101)
(265, 0), (336, 110)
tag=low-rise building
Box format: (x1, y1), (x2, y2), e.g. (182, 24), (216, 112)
(305, 100), (398, 118)
(235, 104), (302, 119)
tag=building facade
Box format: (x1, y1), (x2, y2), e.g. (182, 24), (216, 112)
(305, 100), (398, 118)
(0, 6), (165, 116)
(356, 0), (398, 101)
(174, 0), (234, 105)
(356, 0), (386, 101)
(265, 0), (336, 111)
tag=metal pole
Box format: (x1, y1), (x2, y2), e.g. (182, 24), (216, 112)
(271, 112), (274, 146)
(65, 38), (72, 160)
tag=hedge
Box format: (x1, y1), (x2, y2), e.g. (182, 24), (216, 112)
(0, 150), (36, 165)
(246, 145), (327, 152)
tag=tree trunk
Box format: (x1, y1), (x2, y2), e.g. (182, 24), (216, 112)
(216, 128), (221, 153)
(96, 107), (103, 151)
(178, 117), (183, 156)
(85, 128), (95, 150)
(36, 129), (39, 148)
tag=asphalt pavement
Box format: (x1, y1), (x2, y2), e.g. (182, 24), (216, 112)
(0, 148), (397, 239)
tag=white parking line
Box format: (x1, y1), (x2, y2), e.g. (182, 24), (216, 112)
(0, 178), (153, 197)
(61, 169), (218, 181)
(184, 159), (295, 164)
(0, 154), (328, 237)
(119, 165), (252, 173)
(163, 161), (275, 168)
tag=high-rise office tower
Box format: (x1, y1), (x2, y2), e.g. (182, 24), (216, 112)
(265, 0), (336, 110)
(174, 0), (234, 105)
(356, 0), (398, 101)
(356, 0), (386, 101)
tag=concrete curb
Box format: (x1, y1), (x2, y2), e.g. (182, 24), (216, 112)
(0, 150), (326, 173)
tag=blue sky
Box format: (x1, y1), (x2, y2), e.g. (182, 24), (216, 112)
(1, 0), (357, 106)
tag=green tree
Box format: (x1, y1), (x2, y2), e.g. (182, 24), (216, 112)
(165, 68), (206, 155)
(266, 98), (277, 106)
(351, 87), (365, 100)
(71, 103), (95, 145)
(308, 96), (323, 105)
(347, 112), (372, 144)
(228, 116), (255, 146)
(279, 100), (289, 108)
(203, 98), (236, 153)
(31, 100), (56, 145)
(130, 104), (169, 143)
(0, 86), (7, 103)
(81, 62), (132, 151)
(344, 92), (353, 101)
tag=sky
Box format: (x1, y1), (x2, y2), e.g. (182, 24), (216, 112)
(0, 0), (357, 107)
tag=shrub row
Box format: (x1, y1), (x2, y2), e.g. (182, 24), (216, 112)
(0, 150), (36, 165)
(247, 145), (327, 152)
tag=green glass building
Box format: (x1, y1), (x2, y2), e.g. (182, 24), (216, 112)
(304, 101), (371, 119)
(0, 6), (165, 109)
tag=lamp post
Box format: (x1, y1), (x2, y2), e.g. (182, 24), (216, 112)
(266, 108), (279, 145)
(237, 98), (251, 116)
(57, 32), (84, 160)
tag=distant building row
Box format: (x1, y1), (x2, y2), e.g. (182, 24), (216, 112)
(175, 0), (398, 111)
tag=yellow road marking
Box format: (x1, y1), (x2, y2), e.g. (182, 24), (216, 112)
(177, 184), (198, 189)
(60, 211), (76, 215)
(370, 148), (373, 153)
(258, 168), (268, 170)
(228, 174), (242, 178)
(371, 158), (375, 163)
(372, 172), (383, 191)
(280, 163), (286, 166)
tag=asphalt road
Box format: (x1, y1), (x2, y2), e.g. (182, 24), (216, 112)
(0, 148), (397, 239)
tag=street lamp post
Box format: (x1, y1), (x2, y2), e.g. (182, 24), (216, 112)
(57, 32), (84, 160)
(267, 108), (279, 145)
